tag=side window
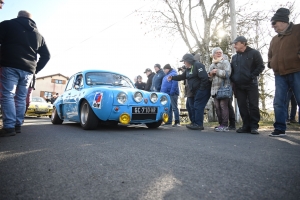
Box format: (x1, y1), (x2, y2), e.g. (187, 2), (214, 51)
(65, 76), (75, 91)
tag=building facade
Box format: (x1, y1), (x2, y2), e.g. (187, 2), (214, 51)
(32, 73), (69, 100)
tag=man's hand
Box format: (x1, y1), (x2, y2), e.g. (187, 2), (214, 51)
(167, 76), (172, 82)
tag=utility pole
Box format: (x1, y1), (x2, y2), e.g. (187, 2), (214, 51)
(230, 0), (240, 122)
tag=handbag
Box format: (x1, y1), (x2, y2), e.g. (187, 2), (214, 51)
(216, 71), (233, 99)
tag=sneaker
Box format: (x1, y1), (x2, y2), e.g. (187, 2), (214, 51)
(236, 127), (251, 133)
(269, 129), (286, 137)
(215, 126), (224, 132)
(215, 126), (229, 132)
(0, 128), (16, 137)
(251, 129), (259, 134)
(15, 126), (21, 133)
(186, 123), (204, 130)
(172, 123), (181, 127)
(228, 126), (236, 130)
(290, 119), (297, 123)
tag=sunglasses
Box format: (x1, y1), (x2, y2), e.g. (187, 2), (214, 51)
(0, 1), (4, 4)
(271, 21), (277, 26)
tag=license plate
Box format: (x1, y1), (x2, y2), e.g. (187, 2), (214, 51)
(132, 107), (157, 114)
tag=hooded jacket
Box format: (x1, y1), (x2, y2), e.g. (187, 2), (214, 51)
(230, 46), (265, 88)
(145, 72), (155, 91)
(160, 69), (179, 96)
(172, 54), (210, 94)
(151, 69), (165, 92)
(0, 17), (50, 74)
(268, 23), (300, 75)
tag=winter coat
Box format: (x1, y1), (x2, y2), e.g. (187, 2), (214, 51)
(135, 81), (146, 90)
(151, 69), (165, 92)
(171, 59), (211, 94)
(0, 17), (50, 74)
(208, 59), (231, 96)
(160, 69), (179, 96)
(145, 72), (155, 91)
(268, 23), (300, 75)
(230, 46), (265, 88)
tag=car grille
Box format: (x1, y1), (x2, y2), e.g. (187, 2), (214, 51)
(131, 114), (156, 120)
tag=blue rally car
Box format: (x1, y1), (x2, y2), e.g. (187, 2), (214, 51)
(51, 70), (170, 130)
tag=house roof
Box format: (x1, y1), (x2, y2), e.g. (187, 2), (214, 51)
(36, 73), (69, 80)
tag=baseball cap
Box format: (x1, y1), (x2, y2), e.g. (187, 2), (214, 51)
(143, 68), (152, 73)
(231, 36), (247, 44)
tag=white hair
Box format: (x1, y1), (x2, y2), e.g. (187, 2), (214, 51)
(211, 47), (223, 58)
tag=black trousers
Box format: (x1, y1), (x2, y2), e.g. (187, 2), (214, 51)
(228, 97), (236, 127)
(235, 85), (260, 129)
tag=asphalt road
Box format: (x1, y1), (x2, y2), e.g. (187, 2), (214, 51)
(0, 117), (299, 200)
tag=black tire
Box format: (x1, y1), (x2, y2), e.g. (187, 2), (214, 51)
(80, 100), (99, 130)
(51, 107), (63, 124)
(145, 120), (162, 129)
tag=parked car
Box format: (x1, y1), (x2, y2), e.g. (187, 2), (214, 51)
(51, 70), (170, 130)
(26, 97), (53, 118)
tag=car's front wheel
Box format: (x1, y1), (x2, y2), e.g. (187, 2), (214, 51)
(145, 120), (162, 129)
(51, 107), (63, 124)
(80, 100), (98, 130)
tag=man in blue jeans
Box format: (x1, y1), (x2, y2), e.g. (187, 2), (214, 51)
(168, 54), (211, 130)
(0, 10), (50, 136)
(268, 8), (300, 137)
(160, 64), (180, 127)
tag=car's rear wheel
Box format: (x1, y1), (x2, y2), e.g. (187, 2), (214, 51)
(145, 120), (162, 129)
(51, 107), (63, 124)
(80, 100), (98, 130)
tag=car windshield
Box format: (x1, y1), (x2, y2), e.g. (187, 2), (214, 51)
(32, 97), (47, 103)
(85, 72), (134, 88)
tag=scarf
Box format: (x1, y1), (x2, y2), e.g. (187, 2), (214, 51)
(212, 57), (223, 64)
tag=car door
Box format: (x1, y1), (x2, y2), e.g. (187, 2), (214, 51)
(61, 75), (75, 120)
(68, 74), (84, 121)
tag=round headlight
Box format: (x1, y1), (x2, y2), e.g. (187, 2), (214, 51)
(150, 93), (158, 103)
(134, 92), (143, 103)
(160, 95), (168, 105)
(117, 92), (127, 104)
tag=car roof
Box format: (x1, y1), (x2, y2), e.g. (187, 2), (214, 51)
(73, 70), (129, 78)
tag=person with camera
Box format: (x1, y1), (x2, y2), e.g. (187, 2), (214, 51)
(208, 47), (231, 132)
(168, 54), (211, 130)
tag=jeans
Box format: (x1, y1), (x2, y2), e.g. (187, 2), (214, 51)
(167, 95), (180, 124)
(192, 88), (210, 126)
(0, 67), (33, 129)
(274, 71), (300, 131)
(286, 89), (297, 121)
(235, 85), (260, 129)
(186, 97), (195, 124)
(214, 98), (229, 127)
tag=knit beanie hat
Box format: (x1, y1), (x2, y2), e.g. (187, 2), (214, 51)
(154, 64), (161, 69)
(271, 8), (290, 23)
(163, 64), (172, 70)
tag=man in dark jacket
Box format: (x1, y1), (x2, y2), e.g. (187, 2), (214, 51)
(151, 64), (165, 92)
(144, 68), (155, 91)
(0, 10), (50, 136)
(168, 54), (211, 130)
(230, 36), (265, 135)
(268, 8), (300, 136)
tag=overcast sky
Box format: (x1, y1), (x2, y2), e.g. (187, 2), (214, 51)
(1, 0), (298, 83)
(0, 0), (187, 80)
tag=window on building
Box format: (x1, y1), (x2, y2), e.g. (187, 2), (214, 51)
(51, 79), (65, 84)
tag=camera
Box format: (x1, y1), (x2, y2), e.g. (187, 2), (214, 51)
(177, 65), (186, 72)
